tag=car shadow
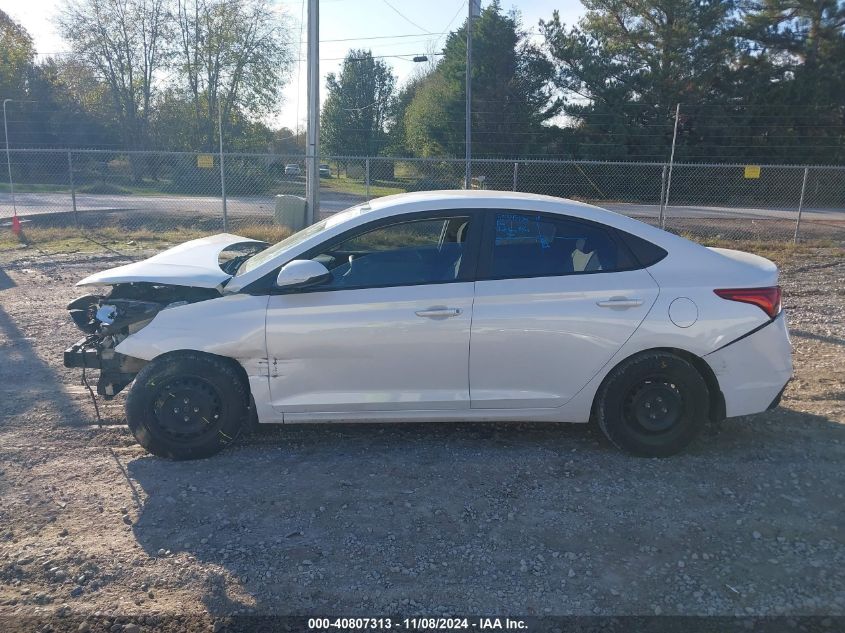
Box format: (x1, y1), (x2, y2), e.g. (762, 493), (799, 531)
(125, 408), (844, 615)
(0, 266), (16, 290)
(0, 302), (92, 432)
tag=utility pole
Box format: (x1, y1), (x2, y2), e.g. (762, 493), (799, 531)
(305, 0), (320, 225)
(465, 0), (480, 189)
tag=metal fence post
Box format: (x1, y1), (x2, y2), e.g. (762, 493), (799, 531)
(67, 150), (79, 228)
(793, 166), (809, 244)
(658, 164), (667, 229)
(365, 157), (370, 199)
(513, 161), (518, 191)
(218, 104), (228, 232)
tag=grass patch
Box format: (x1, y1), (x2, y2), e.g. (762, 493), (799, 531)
(689, 236), (843, 266)
(0, 219), (295, 259)
(0, 182), (71, 194)
(322, 176), (406, 198)
(0, 226), (210, 256)
(234, 224), (293, 243)
(78, 181), (133, 195)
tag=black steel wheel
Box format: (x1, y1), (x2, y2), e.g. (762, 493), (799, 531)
(596, 351), (709, 457)
(126, 352), (249, 460)
(149, 376), (223, 441)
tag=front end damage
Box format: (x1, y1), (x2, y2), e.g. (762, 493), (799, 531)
(63, 234), (269, 399)
(64, 284), (220, 398)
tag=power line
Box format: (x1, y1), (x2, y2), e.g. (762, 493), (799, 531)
(434, 1), (467, 50)
(291, 52), (444, 62)
(320, 32), (447, 43)
(382, 0), (432, 34)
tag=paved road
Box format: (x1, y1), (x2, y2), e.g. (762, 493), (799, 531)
(1, 190), (843, 222)
(0, 190), (360, 219)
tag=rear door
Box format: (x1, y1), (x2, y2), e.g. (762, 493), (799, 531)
(469, 210), (660, 409)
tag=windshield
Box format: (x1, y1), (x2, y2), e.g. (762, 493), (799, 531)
(234, 204), (371, 276)
(236, 218), (329, 276)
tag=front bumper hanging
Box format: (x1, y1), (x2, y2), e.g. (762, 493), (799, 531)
(64, 337), (102, 369)
(64, 336), (145, 398)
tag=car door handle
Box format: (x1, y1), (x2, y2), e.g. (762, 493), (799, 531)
(596, 297), (643, 309)
(415, 307), (463, 318)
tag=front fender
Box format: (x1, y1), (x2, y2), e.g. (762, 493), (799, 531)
(115, 294), (269, 371)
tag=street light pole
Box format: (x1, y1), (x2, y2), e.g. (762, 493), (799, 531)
(305, 0), (320, 225)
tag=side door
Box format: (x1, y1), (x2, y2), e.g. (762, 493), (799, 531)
(265, 211), (482, 415)
(469, 210), (660, 409)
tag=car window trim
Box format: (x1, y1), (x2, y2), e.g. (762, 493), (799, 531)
(244, 208), (485, 295)
(475, 209), (643, 282)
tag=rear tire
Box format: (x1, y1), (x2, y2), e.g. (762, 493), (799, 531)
(126, 352), (249, 460)
(596, 351), (709, 457)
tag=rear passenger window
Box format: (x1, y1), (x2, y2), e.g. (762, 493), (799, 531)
(616, 230), (668, 267)
(489, 212), (630, 278)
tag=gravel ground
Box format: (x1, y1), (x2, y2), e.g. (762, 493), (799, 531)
(0, 245), (843, 626)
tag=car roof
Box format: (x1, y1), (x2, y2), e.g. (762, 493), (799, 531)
(350, 190), (640, 231)
(365, 189), (597, 210)
(225, 189), (696, 292)
(345, 189), (697, 254)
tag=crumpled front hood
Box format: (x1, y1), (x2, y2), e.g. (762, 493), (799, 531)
(76, 233), (264, 289)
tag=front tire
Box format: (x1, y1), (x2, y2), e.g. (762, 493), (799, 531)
(126, 352), (249, 460)
(595, 351), (709, 457)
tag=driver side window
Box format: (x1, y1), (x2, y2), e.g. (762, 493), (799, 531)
(311, 216), (471, 290)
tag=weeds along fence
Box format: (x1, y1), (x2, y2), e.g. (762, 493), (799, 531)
(1, 149), (844, 252)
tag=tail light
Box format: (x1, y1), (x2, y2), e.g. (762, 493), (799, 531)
(714, 286), (782, 319)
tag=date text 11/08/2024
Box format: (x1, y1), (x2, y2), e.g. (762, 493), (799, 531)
(307, 618), (528, 630)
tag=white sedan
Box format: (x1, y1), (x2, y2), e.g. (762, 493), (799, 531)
(64, 191), (793, 459)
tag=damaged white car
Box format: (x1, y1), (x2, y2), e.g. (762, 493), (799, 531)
(64, 191), (793, 459)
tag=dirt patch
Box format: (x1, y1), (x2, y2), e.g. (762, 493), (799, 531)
(0, 247), (842, 622)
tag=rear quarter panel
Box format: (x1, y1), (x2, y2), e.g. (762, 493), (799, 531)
(554, 243), (779, 423)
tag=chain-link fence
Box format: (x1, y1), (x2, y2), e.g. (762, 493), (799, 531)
(1, 149), (843, 253)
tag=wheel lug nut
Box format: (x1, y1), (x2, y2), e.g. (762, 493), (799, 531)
(194, 407), (199, 413)
(173, 407), (179, 413)
(183, 416), (190, 422)
(184, 398), (189, 404)
(662, 407), (668, 414)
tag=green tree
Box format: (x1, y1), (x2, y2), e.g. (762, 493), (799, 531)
(387, 69), (431, 156)
(729, 1), (845, 163)
(0, 13), (118, 151)
(0, 9), (35, 100)
(270, 126), (305, 155)
(175, 0), (292, 150)
(320, 50), (397, 157)
(404, 2), (559, 158)
(541, 0), (740, 160)
(58, 0), (173, 152)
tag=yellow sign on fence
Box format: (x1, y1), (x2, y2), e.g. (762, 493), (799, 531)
(197, 154), (214, 169)
(744, 165), (761, 179)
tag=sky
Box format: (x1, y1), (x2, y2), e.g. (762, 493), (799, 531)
(3, 0), (585, 130)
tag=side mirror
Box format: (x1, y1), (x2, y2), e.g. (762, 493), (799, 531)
(275, 260), (331, 290)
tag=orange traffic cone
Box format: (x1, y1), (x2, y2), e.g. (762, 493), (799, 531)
(11, 214), (21, 236)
